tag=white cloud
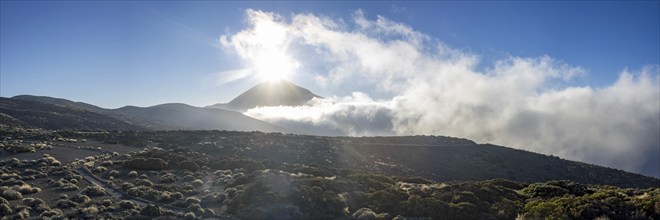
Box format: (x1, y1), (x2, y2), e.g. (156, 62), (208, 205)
(225, 9), (660, 177)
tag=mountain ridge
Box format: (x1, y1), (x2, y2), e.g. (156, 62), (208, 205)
(4, 95), (288, 132)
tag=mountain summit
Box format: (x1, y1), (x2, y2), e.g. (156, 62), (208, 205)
(208, 80), (322, 111)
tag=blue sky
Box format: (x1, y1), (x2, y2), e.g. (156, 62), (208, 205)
(1, 1), (658, 108)
(1, 2), (659, 176)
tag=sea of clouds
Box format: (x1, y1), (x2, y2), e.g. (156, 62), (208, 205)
(221, 9), (660, 177)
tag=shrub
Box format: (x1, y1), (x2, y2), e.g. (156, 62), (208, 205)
(71, 194), (91, 203)
(124, 158), (167, 171)
(135, 179), (154, 187)
(17, 184), (41, 194)
(121, 182), (135, 190)
(81, 185), (107, 197)
(141, 204), (162, 217)
(16, 206), (30, 219)
(179, 161), (200, 171)
(368, 188), (407, 213)
(182, 175), (195, 181)
(188, 203), (203, 214)
(127, 187), (148, 197)
(40, 208), (64, 218)
(23, 169), (39, 175)
(128, 170), (138, 178)
(22, 197), (45, 206)
(109, 170), (120, 177)
(81, 204), (99, 217)
(100, 161), (113, 166)
(160, 191), (175, 202)
(51, 160), (61, 166)
(118, 200), (137, 210)
(184, 212), (196, 219)
(522, 184), (570, 199)
(0, 203), (11, 216)
(192, 179), (204, 188)
(1, 189), (22, 200)
(160, 173), (179, 183)
(93, 166), (108, 173)
(55, 199), (78, 209)
(61, 184), (79, 191)
(0, 196), (8, 204)
(172, 192), (184, 200)
(185, 196), (201, 204)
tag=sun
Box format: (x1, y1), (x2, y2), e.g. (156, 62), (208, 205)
(246, 16), (299, 82)
(253, 50), (298, 82)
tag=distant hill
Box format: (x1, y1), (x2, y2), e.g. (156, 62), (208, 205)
(0, 97), (142, 130)
(13, 95), (108, 113)
(113, 103), (287, 132)
(207, 80), (321, 111)
(4, 95), (288, 132)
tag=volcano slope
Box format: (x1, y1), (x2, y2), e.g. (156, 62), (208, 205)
(1, 129), (658, 219)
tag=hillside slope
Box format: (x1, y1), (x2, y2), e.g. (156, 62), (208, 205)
(113, 103), (288, 132)
(7, 95), (288, 132)
(81, 130), (659, 189)
(0, 97), (142, 130)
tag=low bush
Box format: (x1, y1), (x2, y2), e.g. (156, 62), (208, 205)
(172, 192), (184, 200)
(123, 158), (167, 171)
(182, 175), (195, 181)
(160, 173), (179, 183)
(1, 189), (23, 200)
(21, 197), (45, 206)
(0, 203), (11, 216)
(141, 204), (162, 217)
(120, 182), (135, 190)
(118, 200), (137, 210)
(93, 166), (108, 173)
(71, 194), (91, 203)
(55, 199), (78, 209)
(192, 179), (204, 188)
(16, 184), (41, 194)
(16, 206), (30, 219)
(185, 196), (201, 204)
(81, 204), (99, 217)
(61, 184), (79, 191)
(179, 161), (200, 171)
(135, 179), (154, 187)
(128, 170), (138, 178)
(81, 185), (107, 197)
(40, 208), (64, 218)
(184, 212), (196, 219)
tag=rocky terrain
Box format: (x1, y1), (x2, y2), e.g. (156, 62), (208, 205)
(1, 127), (658, 219)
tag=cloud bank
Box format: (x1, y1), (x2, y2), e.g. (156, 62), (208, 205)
(223, 9), (660, 177)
